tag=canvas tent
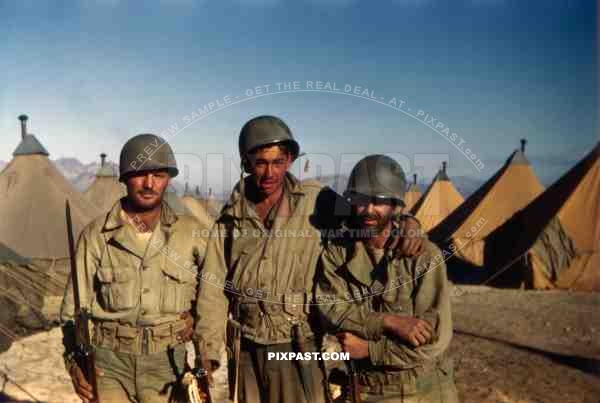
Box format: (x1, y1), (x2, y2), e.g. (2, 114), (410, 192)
(484, 142), (599, 291)
(404, 173), (422, 212)
(0, 242), (60, 352)
(163, 184), (198, 219)
(0, 116), (96, 347)
(194, 186), (223, 221)
(411, 162), (464, 232)
(0, 116), (96, 261)
(0, 242), (30, 266)
(83, 153), (126, 214)
(429, 140), (545, 267)
(204, 187), (223, 218)
(181, 183), (216, 231)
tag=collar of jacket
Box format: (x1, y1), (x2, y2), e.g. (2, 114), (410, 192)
(100, 198), (179, 259)
(341, 240), (379, 287)
(220, 172), (306, 222)
(102, 197), (179, 233)
(337, 229), (399, 288)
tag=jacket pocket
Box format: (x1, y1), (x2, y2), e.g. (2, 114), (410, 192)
(230, 249), (251, 289)
(160, 263), (197, 313)
(96, 266), (139, 312)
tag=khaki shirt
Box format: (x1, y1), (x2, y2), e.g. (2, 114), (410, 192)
(316, 237), (453, 377)
(61, 199), (207, 327)
(195, 174), (341, 362)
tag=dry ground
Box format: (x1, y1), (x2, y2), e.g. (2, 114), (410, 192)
(1, 286), (599, 403)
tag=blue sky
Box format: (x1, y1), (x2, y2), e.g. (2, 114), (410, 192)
(0, 0), (597, 195)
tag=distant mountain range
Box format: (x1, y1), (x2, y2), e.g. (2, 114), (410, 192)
(311, 173), (484, 198)
(0, 157), (187, 195)
(0, 158), (484, 199)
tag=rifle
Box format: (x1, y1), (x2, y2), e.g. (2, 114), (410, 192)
(190, 338), (213, 403)
(291, 321), (315, 403)
(226, 318), (242, 403)
(66, 201), (100, 403)
(189, 248), (213, 403)
(348, 360), (362, 403)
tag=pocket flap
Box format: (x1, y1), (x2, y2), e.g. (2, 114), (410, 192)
(117, 325), (139, 339)
(152, 324), (173, 338)
(282, 292), (305, 315)
(161, 263), (197, 283)
(113, 269), (133, 283)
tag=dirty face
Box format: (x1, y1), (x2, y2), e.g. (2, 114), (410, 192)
(350, 194), (398, 234)
(124, 169), (170, 211)
(247, 145), (293, 196)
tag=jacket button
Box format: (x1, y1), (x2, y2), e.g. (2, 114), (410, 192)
(140, 309), (147, 315)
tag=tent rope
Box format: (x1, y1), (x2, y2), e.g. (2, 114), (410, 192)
(0, 325), (43, 403)
(0, 268), (51, 297)
(0, 370), (43, 403)
(0, 288), (49, 326)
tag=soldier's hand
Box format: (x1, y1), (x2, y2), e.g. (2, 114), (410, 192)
(336, 332), (369, 359)
(383, 314), (433, 347)
(392, 216), (425, 258)
(194, 358), (215, 402)
(178, 311), (194, 342)
(69, 363), (103, 402)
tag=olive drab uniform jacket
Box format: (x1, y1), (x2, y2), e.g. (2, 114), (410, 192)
(316, 237), (457, 399)
(194, 174), (337, 363)
(61, 199), (207, 353)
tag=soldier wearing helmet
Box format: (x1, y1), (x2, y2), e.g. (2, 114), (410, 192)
(61, 134), (205, 403)
(195, 117), (426, 403)
(316, 155), (459, 403)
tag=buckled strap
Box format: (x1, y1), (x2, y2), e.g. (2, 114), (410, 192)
(233, 292), (308, 315)
(358, 360), (446, 396)
(92, 319), (187, 355)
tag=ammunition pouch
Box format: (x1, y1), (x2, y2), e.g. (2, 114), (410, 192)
(358, 356), (455, 397)
(231, 293), (312, 343)
(92, 319), (187, 355)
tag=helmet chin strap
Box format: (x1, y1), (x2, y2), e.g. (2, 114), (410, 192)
(240, 160), (246, 223)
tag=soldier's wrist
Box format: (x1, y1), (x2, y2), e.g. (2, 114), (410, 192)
(363, 312), (386, 340)
(382, 314), (396, 332)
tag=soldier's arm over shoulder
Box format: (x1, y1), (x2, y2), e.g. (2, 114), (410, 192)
(369, 241), (452, 368)
(194, 221), (230, 366)
(311, 186), (350, 233)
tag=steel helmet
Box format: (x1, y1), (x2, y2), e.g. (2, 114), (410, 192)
(344, 154), (406, 206)
(119, 133), (178, 182)
(238, 115), (300, 172)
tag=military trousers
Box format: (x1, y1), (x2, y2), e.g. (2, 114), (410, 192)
(359, 383), (459, 403)
(237, 338), (327, 403)
(358, 365), (459, 403)
(94, 344), (187, 403)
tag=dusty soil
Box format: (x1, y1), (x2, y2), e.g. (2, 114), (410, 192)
(1, 286), (599, 403)
(451, 333), (600, 403)
(450, 285), (600, 403)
